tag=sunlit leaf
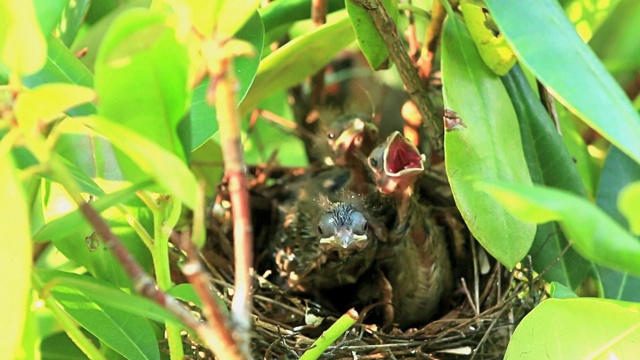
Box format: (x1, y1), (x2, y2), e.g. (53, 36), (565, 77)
(216, 0), (261, 37)
(0, 134), (32, 359)
(42, 272), (161, 360)
(0, 0), (47, 75)
(95, 8), (190, 160)
(478, 181), (640, 276)
(485, 0), (640, 165)
(460, 1), (516, 75)
(14, 84), (95, 131)
(506, 298), (640, 359)
(441, 12), (535, 269)
(618, 181), (640, 235)
(239, 11), (354, 116)
(80, 116), (198, 209)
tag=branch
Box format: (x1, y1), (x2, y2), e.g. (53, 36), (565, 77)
(350, 0), (443, 154)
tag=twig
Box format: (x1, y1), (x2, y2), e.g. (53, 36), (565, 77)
(417, 0), (445, 82)
(349, 0), (443, 155)
(213, 54), (254, 357)
(536, 80), (561, 135)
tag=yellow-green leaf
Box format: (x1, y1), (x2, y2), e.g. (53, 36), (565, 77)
(0, 132), (32, 358)
(618, 181), (640, 235)
(460, 1), (516, 75)
(345, 0), (398, 70)
(14, 84), (95, 131)
(0, 0), (47, 75)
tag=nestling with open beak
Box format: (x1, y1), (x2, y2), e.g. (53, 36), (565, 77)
(367, 131), (453, 328)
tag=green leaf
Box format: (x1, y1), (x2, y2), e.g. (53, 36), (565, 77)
(618, 181), (640, 235)
(460, 1), (516, 75)
(23, 35), (96, 117)
(189, 11), (264, 150)
(501, 64), (590, 289)
(549, 282), (578, 299)
(0, 0), (47, 75)
(239, 11), (354, 116)
(57, 0), (92, 47)
(345, 0), (397, 70)
(34, 0), (67, 35)
(505, 298), (640, 359)
(34, 180), (150, 242)
(441, 13), (535, 269)
(95, 8), (190, 160)
(41, 331), (98, 360)
(478, 181), (640, 277)
(594, 146), (640, 302)
(0, 135), (32, 359)
(260, 0), (345, 33)
(485, 0), (640, 165)
(39, 270), (182, 326)
(14, 84), (95, 131)
(42, 272), (161, 360)
(563, 0), (622, 42)
(80, 116), (198, 209)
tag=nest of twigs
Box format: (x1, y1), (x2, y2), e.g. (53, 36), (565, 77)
(182, 165), (545, 360)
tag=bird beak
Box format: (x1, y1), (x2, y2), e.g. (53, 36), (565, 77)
(375, 131), (426, 194)
(319, 229), (368, 250)
(332, 118), (378, 165)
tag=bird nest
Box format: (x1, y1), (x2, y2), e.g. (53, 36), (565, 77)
(183, 166), (545, 359)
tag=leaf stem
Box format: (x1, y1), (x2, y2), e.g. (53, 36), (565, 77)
(299, 308), (359, 360)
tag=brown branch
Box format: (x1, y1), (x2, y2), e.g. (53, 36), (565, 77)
(76, 201), (243, 359)
(349, 0), (443, 155)
(417, 0), (445, 82)
(536, 80), (561, 136)
(214, 57), (254, 358)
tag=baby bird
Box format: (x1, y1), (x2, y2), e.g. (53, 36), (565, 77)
(367, 132), (453, 328)
(272, 168), (380, 294)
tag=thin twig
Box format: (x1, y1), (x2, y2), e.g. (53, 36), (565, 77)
(536, 80), (561, 135)
(349, 0), (443, 155)
(214, 55), (254, 358)
(417, 0), (445, 82)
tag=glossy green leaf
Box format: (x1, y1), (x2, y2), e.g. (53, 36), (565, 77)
(501, 64), (590, 289)
(506, 298), (640, 359)
(95, 8), (190, 160)
(14, 84), (95, 131)
(23, 35), (95, 116)
(460, 1), (516, 75)
(478, 181), (640, 277)
(239, 11), (354, 116)
(556, 104), (599, 198)
(57, 0), (91, 46)
(260, 0), (345, 33)
(42, 272), (161, 360)
(81, 116), (198, 209)
(594, 146), (640, 302)
(41, 331), (98, 360)
(618, 181), (640, 235)
(0, 0), (47, 75)
(189, 12), (263, 150)
(34, 180), (150, 242)
(39, 270), (182, 326)
(0, 135), (32, 359)
(549, 282), (578, 299)
(345, 0), (397, 70)
(441, 14), (535, 269)
(485, 0), (640, 165)
(34, 0), (67, 35)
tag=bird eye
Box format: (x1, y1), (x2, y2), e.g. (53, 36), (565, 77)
(318, 213), (337, 236)
(368, 145), (384, 170)
(350, 212), (368, 235)
(369, 157), (378, 168)
(327, 131), (337, 140)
